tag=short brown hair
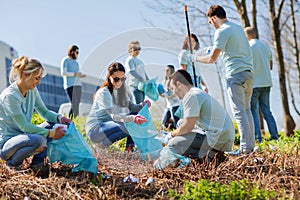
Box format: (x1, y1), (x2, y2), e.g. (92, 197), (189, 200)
(244, 26), (257, 39)
(170, 69), (193, 86)
(206, 5), (226, 19)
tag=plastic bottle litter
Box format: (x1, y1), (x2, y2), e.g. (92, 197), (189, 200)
(53, 123), (68, 132)
(123, 174), (139, 183)
(269, 144), (276, 151)
(154, 130), (170, 143)
(146, 177), (154, 186)
(254, 157), (264, 164)
(100, 173), (111, 180)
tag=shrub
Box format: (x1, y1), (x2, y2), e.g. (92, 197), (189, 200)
(169, 179), (276, 200)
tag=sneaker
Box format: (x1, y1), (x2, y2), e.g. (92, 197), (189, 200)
(226, 149), (253, 157)
(5, 165), (28, 173)
(226, 149), (243, 156)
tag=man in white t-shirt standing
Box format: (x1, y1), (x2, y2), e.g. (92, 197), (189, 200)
(161, 70), (235, 163)
(244, 27), (278, 143)
(192, 5), (254, 155)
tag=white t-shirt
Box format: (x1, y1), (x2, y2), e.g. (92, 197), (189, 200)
(182, 87), (235, 151)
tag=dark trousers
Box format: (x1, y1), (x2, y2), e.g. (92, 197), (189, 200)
(66, 85), (82, 118)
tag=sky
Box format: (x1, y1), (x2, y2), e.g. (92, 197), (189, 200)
(1, 0), (299, 130)
(0, 0), (171, 69)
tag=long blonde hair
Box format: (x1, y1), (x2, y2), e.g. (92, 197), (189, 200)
(9, 56), (46, 83)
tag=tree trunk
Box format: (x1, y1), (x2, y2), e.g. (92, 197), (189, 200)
(251, 0), (259, 38)
(269, 0), (295, 136)
(290, 0), (300, 99)
(233, 0), (251, 27)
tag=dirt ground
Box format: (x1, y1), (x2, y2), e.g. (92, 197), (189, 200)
(1, 147), (299, 199)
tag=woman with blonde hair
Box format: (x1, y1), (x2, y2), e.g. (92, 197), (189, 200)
(0, 56), (72, 171)
(125, 41), (149, 104)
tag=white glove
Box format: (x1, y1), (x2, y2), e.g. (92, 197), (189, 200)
(163, 132), (173, 145)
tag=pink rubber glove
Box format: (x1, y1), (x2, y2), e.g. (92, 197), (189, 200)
(141, 100), (151, 108)
(134, 115), (148, 125)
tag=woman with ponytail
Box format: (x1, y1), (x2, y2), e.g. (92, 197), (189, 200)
(0, 56), (72, 171)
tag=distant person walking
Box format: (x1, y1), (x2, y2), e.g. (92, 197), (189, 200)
(244, 27), (278, 143)
(160, 65), (180, 130)
(191, 5), (254, 155)
(125, 41), (149, 104)
(61, 45), (86, 118)
(178, 33), (208, 92)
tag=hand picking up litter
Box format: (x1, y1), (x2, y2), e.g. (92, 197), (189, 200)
(133, 115), (148, 124)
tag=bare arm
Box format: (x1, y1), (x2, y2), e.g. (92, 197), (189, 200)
(200, 77), (208, 93)
(172, 117), (197, 136)
(195, 48), (221, 64)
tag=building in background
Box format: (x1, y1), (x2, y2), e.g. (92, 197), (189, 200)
(0, 40), (99, 115)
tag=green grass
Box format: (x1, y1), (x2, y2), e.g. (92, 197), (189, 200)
(169, 179), (276, 200)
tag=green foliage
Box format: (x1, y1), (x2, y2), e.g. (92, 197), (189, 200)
(257, 132), (300, 154)
(31, 112), (91, 143)
(31, 112), (45, 125)
(231, 121), (240, 145)
(72, 116), (87, 140)
(169, 179), (276, 200)
(110, 137), (126, 151)
(290, 129), (300, 142)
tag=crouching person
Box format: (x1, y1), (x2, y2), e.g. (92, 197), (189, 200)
(0, 56), (72, 171)
(85, 62), (149, 152)
(155, 70), (234, 169)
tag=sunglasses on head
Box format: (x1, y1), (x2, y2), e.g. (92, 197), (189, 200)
(112, 76), (126, 82)
(132, 47), (141, 51)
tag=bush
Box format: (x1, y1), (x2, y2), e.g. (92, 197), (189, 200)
(31, 112), (45, 125)
(169, 179), (276, 200)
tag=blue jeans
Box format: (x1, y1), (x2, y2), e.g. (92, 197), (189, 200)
(0, 134), (47, 167)
(251, 87), (278, 142)
(132, 88), (145, 104)
(88, 121), (134, 148)
(226, 70), (254, 153)
(191, 75), (202, 89)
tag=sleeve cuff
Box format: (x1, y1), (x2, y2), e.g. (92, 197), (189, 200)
(57, 115), (63, 123)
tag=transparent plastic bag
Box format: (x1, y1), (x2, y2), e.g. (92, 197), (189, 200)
(125, 104), (163, 160)
(139, 77), (159, 101)
(47, 123), (98, 173)
(153, 146), (191, 170)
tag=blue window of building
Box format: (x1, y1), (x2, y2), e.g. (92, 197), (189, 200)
(5, 58), (12, 86)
